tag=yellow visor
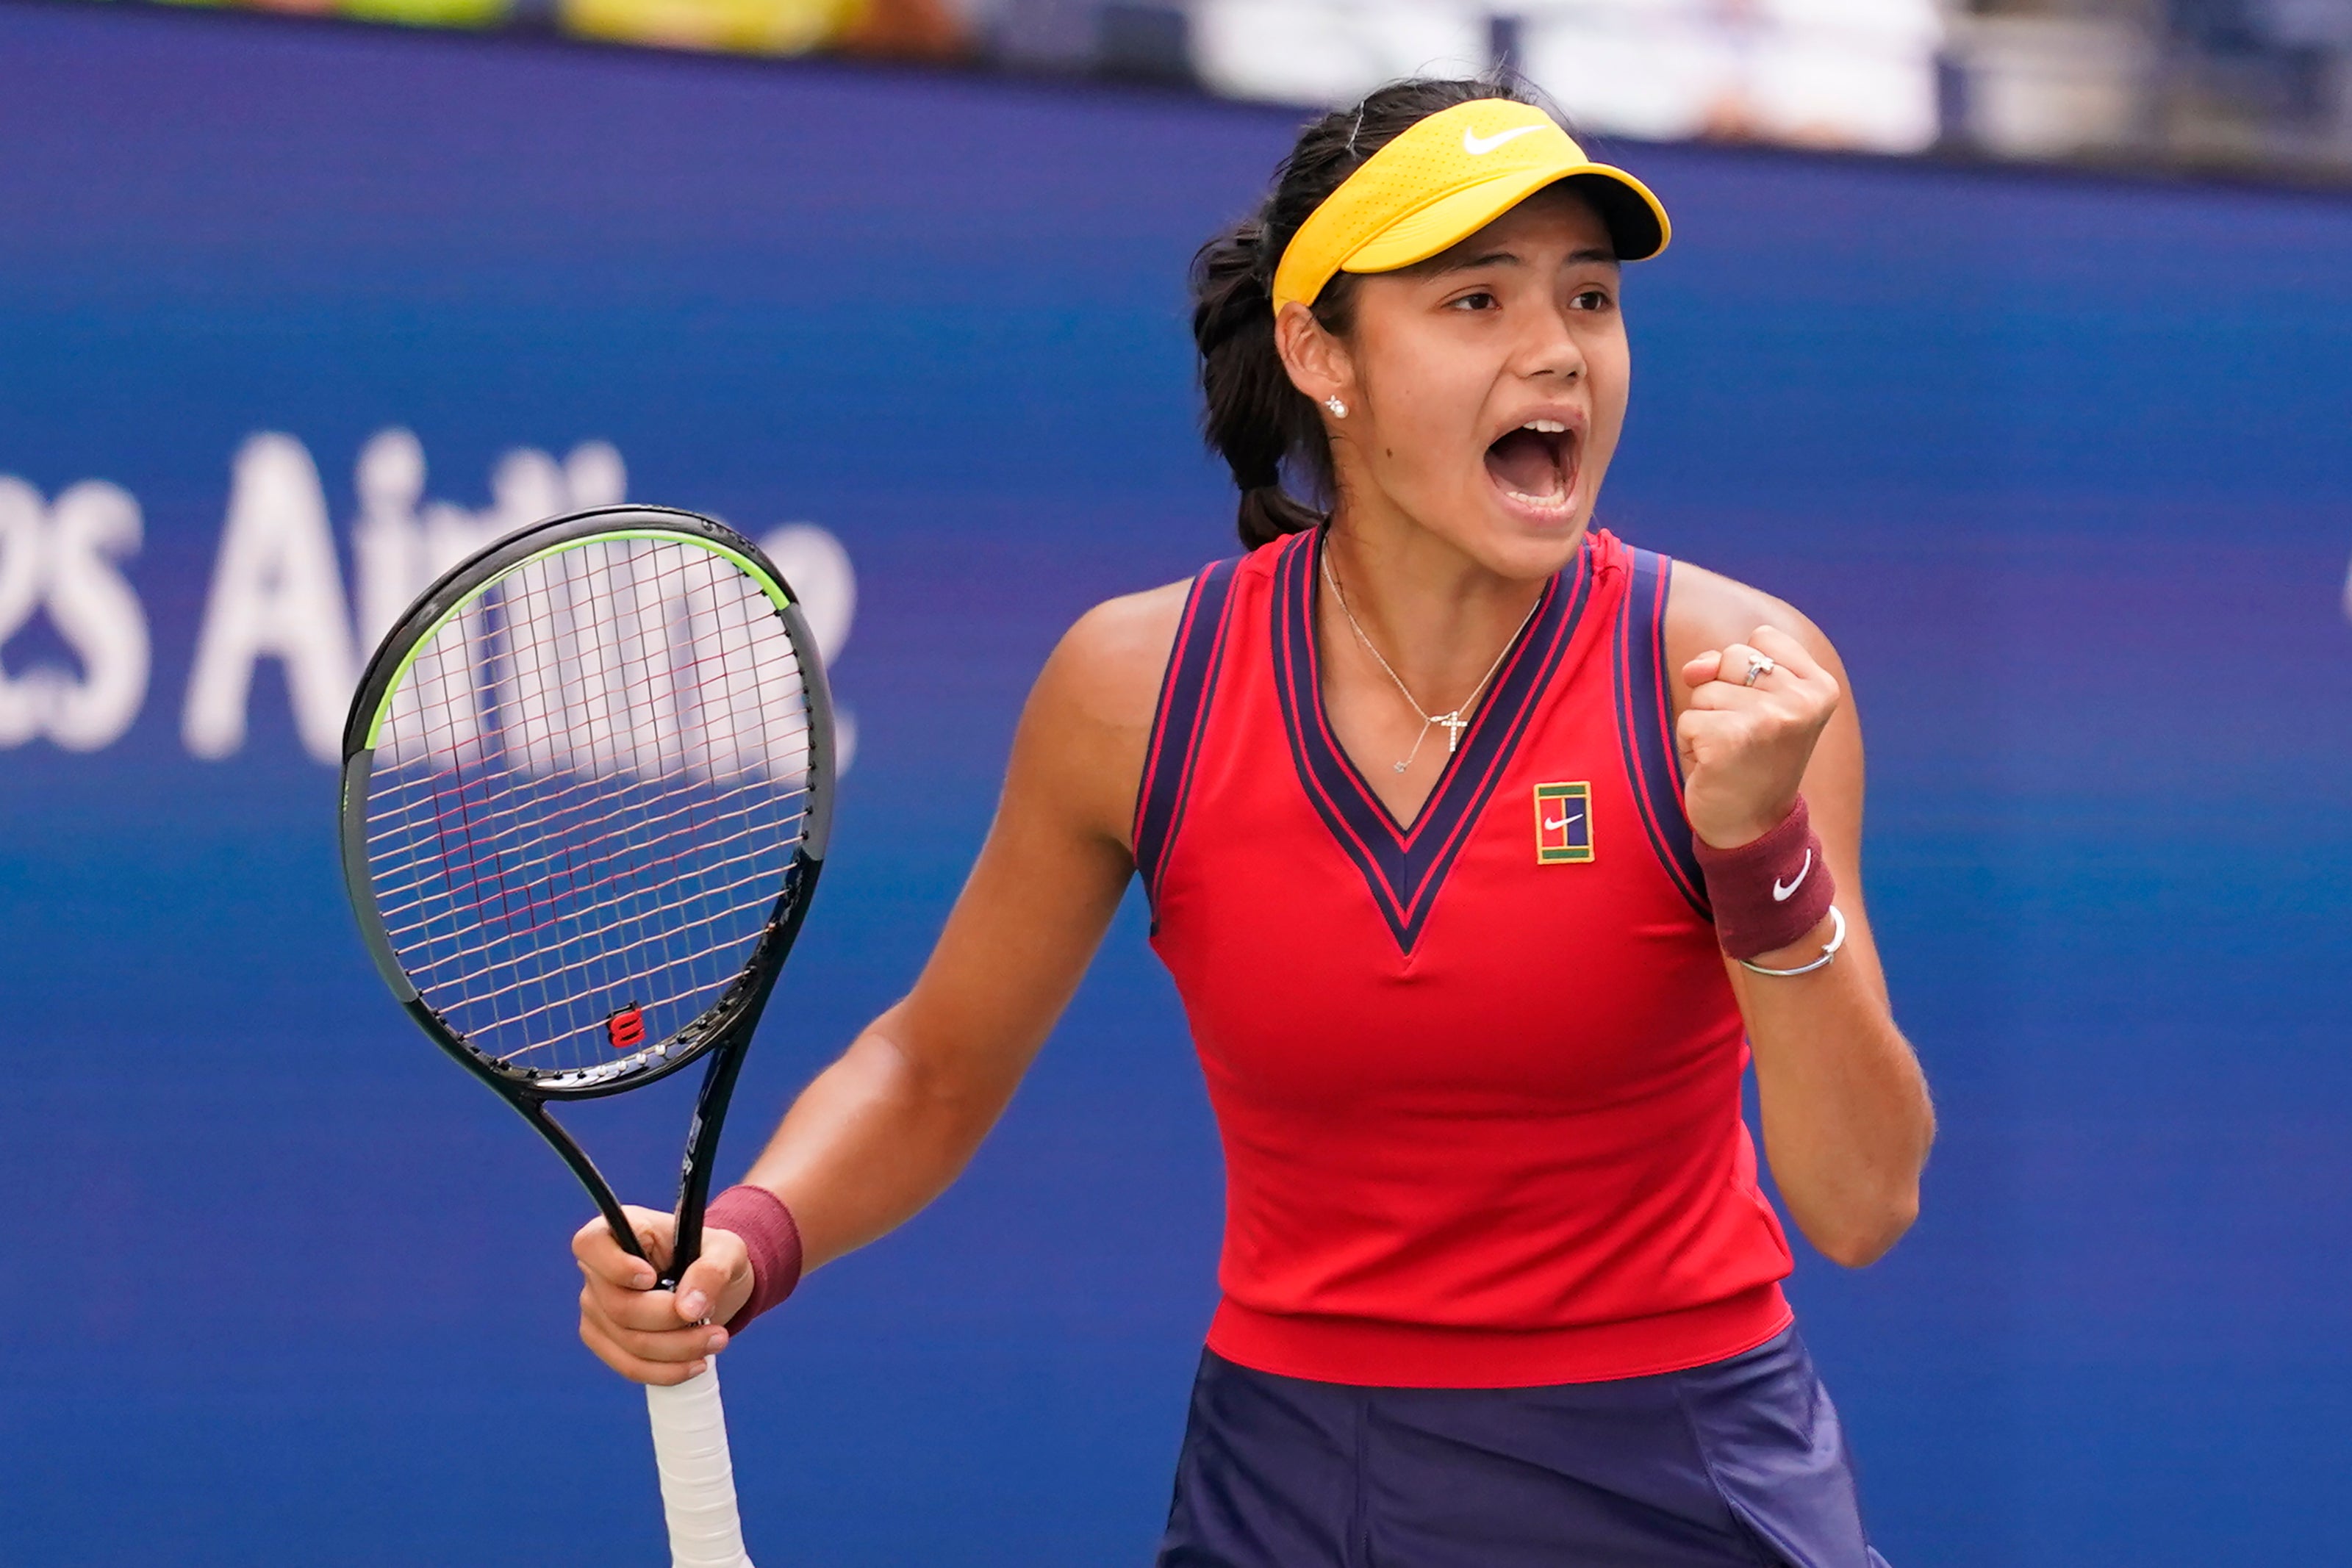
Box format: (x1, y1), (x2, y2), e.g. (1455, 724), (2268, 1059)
(1271, 98), (1670, 316)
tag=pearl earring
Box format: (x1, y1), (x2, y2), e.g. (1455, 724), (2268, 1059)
(1324, 397), (1348, 418)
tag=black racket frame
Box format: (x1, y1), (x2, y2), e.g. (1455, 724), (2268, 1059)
(337, 505), (835, 1287)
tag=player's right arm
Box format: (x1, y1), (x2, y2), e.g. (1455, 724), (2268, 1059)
(574, 580), (1189, 1383)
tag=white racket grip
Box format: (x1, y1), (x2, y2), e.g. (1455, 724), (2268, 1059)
(646, 1360), (757, 1568)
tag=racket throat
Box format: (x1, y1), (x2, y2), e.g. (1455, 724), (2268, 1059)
(665, 1033), (756, 1287)
(515, 1048), (747, 1292)
(517, 1097), (644, 1265)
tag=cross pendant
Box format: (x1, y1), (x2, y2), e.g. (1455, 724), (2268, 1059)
(1437, 711), (1470, 753)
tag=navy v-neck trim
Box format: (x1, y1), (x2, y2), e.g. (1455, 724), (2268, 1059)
(1272, 529), (1595, 952)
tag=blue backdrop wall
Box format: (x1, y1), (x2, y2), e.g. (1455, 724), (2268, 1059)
(4, 6), (2351, 1563)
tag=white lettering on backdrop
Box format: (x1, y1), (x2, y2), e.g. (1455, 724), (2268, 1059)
(182, 434), (359, 760)
(0, 476), (151, 751)
(1, 430), (856, 769)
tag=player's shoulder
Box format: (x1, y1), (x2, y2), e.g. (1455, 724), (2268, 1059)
(1033, 575), (1197, 733)
(1062, 576), (1195, 670)
(1660, 555), (1840, 672)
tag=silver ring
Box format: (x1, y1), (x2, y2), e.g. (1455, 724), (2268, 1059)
(1742, 654), (1776, 687)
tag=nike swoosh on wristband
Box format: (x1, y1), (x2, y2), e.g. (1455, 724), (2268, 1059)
(1772, 849), (1812, 902)
(1463, 125), (1544, 156)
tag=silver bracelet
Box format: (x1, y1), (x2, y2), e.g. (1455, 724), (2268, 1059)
(1738, 904), (1846, 977)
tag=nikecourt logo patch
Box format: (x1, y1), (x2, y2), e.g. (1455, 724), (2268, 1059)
(1463, 124), (1544, 157)
(1533, 781), (1594, 865)
(1773, 848), (1812, 902)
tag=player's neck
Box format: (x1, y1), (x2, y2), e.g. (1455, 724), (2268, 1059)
(1319, 515), (1547, 707)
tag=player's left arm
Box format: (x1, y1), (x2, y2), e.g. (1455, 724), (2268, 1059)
(1666, 562), (1934, 1269)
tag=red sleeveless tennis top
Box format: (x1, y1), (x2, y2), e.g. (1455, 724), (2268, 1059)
(1133, 528), (1793, 1389)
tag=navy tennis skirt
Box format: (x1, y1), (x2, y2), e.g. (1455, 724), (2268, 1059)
(1155, 1326), (1890, 1568)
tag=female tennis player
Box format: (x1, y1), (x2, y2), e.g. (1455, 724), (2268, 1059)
(575, 73), (1932, 1567)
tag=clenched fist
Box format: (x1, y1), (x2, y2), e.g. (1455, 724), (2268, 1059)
(573, 1206), (756, 1386)
(1676, 624), (1841, 850)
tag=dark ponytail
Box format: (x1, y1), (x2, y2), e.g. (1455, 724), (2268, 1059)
(1191, 219), (1329, 548)
(1190, 70), (1559, 549)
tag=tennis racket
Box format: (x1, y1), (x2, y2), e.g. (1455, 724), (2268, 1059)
(337, 504), (835, 1568)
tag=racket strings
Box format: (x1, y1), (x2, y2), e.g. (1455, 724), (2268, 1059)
(451, 538), (800, 1044)
(368, 773), (808, 934)
(368, 774), (808, 970)
(361, 536), (813, 1076)
(466, 912), (789, 1049)
(362, 730), (807, 869)
(373, 551), (797, 1065)
(368, 591), (808, 882)
(379, 640), (760, 1040)
(411, 860), (793, 1018)
(373, 819), (806, 974)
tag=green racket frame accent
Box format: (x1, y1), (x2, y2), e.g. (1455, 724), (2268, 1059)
(361, 528), (796, 750)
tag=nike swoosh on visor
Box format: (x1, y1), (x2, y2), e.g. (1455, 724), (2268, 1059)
(1463, 125), (1544, 156)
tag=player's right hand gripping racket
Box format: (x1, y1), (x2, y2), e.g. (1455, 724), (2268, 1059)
(337, 506), (835, 1568)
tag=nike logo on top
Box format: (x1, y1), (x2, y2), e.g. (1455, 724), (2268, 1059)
(1463, 125), (1544, 156)
(1772, 849), (1813, 902)
(1544, 812), (1582, 832)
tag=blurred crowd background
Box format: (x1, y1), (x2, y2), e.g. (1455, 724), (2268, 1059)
(100, 0), (2352, 181)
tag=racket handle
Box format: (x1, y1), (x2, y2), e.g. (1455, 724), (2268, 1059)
(645, 1361), (758, 1568)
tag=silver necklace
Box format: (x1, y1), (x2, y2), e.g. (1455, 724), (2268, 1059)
(1319, 544), (1543, 775)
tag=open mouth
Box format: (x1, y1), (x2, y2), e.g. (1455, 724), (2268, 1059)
(1483, 420), (1579, 517)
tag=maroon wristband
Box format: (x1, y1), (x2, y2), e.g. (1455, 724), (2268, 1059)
(1693, 795), (1837, 961)
(703, 1184), (803, 1334)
